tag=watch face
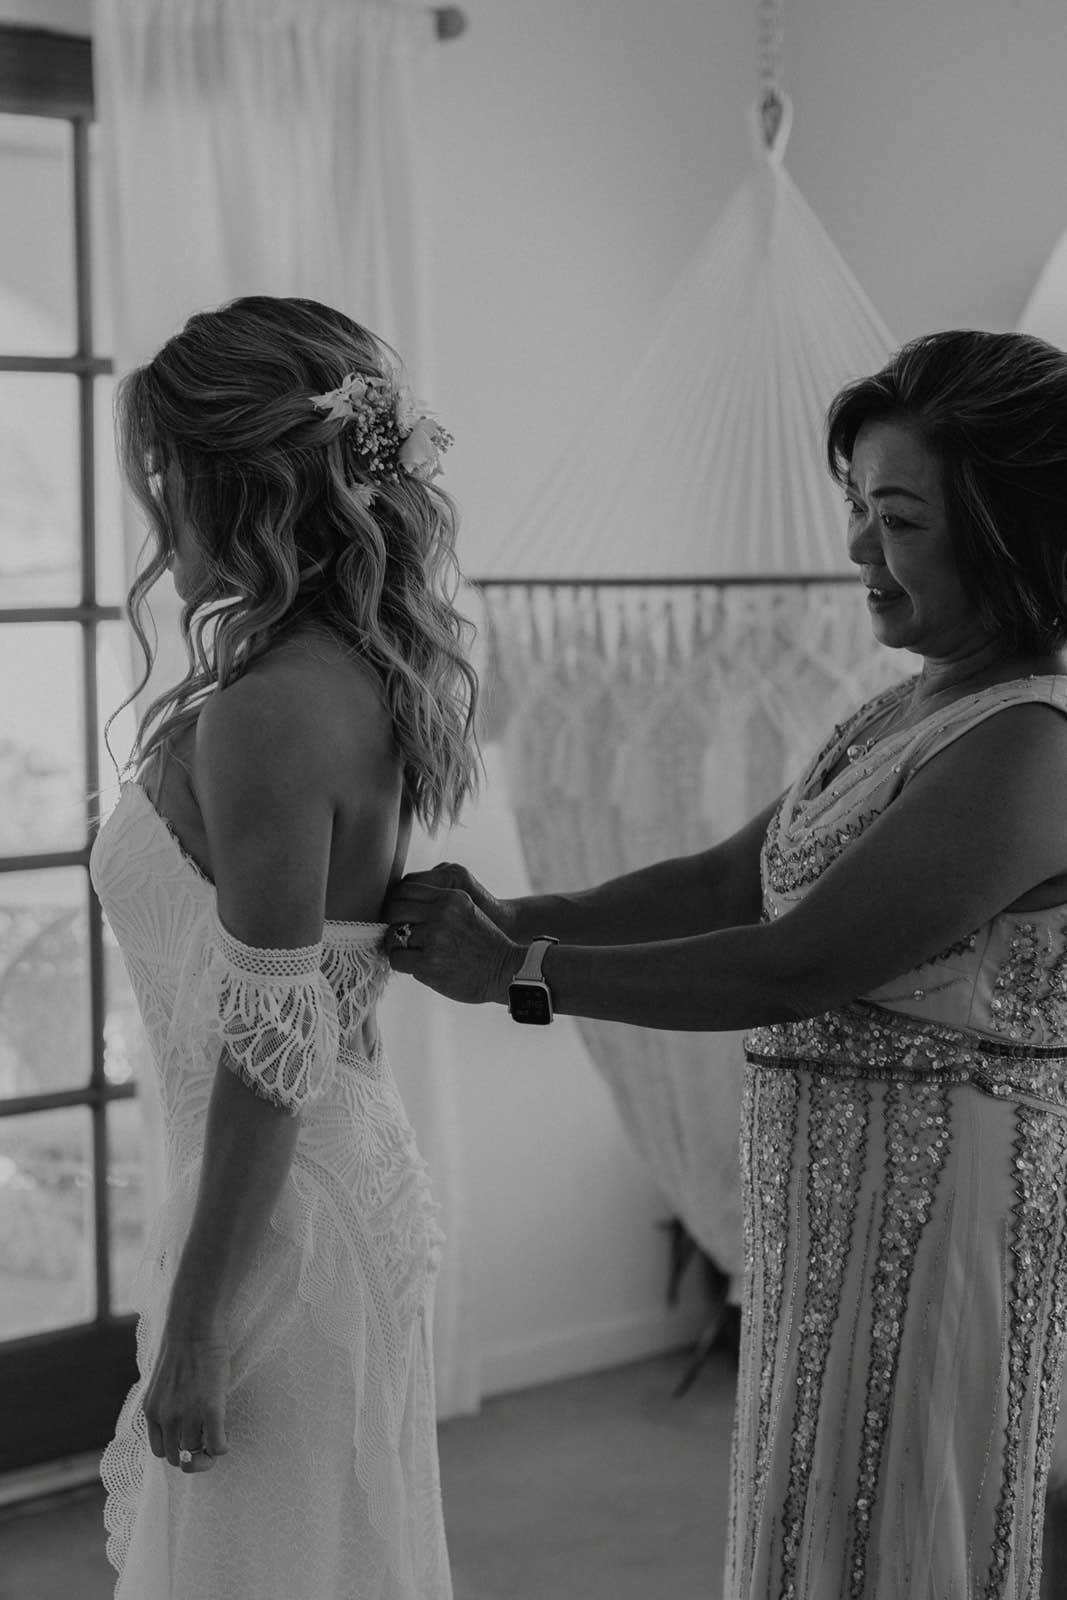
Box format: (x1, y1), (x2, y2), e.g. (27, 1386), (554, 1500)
(509, 982), (553, 1025)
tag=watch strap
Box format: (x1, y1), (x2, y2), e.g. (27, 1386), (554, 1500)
(514, 935), (559, 984)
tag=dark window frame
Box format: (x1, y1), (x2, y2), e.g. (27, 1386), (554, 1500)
(0, 23), (136, 1479)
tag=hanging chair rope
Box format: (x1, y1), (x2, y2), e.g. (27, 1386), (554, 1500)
(757, 0), (786, 145)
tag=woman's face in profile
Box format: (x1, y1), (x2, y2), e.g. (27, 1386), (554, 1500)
(845, 420), (991, 664)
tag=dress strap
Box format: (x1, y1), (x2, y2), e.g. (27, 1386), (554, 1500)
(900, 674), (1067, 782)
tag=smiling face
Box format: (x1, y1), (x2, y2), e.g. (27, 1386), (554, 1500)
(845, 419), (998, 665)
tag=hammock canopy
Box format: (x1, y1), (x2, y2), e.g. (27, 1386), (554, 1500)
(481, 95), (897, 583)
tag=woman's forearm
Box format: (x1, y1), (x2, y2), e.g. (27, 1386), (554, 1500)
(498, 921), (821, 1031)
(165, 1053), (300, 1339)
(506, 850), (761, 947)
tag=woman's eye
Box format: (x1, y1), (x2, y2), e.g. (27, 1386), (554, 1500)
(843, 497), (905, 532)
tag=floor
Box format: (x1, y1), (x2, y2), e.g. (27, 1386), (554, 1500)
(0, 1349), (734, 1600)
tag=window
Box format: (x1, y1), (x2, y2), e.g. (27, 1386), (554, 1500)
(0, 26), (144, 1477)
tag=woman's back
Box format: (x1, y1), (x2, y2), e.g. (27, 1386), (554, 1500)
(143, 627), (414, 928)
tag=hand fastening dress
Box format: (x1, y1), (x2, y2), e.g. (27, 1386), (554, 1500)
(728, 674), (1067, 1600)
(90, 781), (451, 1600)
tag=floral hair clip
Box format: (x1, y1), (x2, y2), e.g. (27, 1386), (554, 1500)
(309, 372), (453, 496)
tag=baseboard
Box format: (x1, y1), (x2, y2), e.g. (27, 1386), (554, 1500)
(0, 1451), (102, 1513)
(477, 1303), (710, 1399)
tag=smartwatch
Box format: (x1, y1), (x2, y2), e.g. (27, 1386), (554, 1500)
(507, 936), (559, 1025)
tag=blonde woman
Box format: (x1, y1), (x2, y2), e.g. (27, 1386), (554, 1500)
(90, 296), (478, 1599)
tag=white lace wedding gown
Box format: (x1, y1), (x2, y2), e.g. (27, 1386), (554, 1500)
(90, 780), (452, 1600)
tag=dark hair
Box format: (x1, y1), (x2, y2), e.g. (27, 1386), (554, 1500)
(107, 294), (481, 835)
(825, 330), (1067, 655)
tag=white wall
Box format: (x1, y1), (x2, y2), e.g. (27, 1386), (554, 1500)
(6, 0), (1067, 1395)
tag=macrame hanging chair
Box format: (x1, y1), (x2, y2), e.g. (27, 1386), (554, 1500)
(477, 96), (896, 580)
(472, 4), (908, 1311)
(1018, 221), (1067, 347)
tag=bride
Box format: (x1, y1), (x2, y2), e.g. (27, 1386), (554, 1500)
(90, 294), (479, 1599)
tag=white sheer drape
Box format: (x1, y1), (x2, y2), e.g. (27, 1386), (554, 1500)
(92, 0), (481, 1416)
(481, 581), (906, 1295)
(471, 89), (899, 1289)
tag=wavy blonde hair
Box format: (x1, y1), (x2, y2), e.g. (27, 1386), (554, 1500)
(106, 295), (482, 834)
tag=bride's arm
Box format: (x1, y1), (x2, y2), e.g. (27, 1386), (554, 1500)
(164, 670), (336, 1336)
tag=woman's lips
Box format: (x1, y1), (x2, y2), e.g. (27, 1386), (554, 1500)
(866, 585), (907, 611)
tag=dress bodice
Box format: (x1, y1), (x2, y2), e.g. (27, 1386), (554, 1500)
(91, 780), (391, 1037)
(744, 674), (1067, 1110)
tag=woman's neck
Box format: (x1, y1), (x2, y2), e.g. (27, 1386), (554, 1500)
(910, 642), (1066, 710)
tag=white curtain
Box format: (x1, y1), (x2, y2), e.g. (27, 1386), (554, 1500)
(470, 89), (899, 1295)
(481, 582), (906, 1295)
(92, 0), (482, 1417)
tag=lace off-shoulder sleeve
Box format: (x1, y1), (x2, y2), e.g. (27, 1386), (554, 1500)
(206, 911), (340, 1113)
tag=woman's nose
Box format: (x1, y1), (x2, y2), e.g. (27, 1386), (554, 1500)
(847, 512), (882, 566)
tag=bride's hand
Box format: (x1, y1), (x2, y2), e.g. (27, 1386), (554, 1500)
(141, 1329), (231, 1473)
(389, 863), (518, 938)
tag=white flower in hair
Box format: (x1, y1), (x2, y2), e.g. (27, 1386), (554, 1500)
(310, 371), (369, 422)
(398, 415), (449, 481)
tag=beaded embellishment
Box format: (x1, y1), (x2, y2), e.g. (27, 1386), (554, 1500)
(728, 675), (1067, 1597)
(989, 921), (1067, 1044)
(780, 1074), (871, 1598)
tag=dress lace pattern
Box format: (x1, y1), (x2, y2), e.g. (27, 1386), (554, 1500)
(89, 781), (450, 1600)
(727, 675), (1067, 1600)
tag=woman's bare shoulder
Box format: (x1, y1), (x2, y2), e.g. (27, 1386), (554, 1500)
(221, 629), (389, 737)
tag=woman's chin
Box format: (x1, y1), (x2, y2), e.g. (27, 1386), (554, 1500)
(866, 594), (915, 644)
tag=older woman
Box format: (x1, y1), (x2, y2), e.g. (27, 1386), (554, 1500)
(383, 329), (1067, 1598)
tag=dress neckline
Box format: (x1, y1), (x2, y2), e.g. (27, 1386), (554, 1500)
(120, 780), (389, 937)
(807, 672), (1067, 804)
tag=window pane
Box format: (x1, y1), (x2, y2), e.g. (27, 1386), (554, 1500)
(0, 114), (75, 357)
(108, 1098), (149, 1315)
(96, 376), (126, 605)
(0, 1106), (95, 1339)
(0, 623), (85, 855)
(0, 869), (91, 1097)
(0, 375), (81, 607)
(88, 120), (114, 361)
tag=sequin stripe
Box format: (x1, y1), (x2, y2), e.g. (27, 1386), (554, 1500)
(723, 1072), (756, 1592)
(846, 1078), (950, 1600)
(745, 1069), (799, 1585)
(1027, 1116), (1067, 1592)
(989, 921), (1067, 1045)
(982, 1106), (1067, 1598)
(763, 809), (882, 898)
(778, 1074), (869, 1600)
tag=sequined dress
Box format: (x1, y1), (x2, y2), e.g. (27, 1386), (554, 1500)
(728, 674), (1067, 1600)
(89, 782), (451, 1600)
